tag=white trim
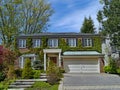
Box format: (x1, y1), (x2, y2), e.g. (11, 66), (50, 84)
(21, 57), (24, 68)
(21, 54), (36, 57)
(19, 54), (37, 68)
(59, 52), (61, 67)
(43, 49), (61, 53)
(44, 53), (46, 71)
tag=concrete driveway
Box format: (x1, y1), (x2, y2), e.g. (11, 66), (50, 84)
(63, 73), (120, 90)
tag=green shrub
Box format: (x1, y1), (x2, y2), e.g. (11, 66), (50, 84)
(7, 65), (16, 79)
(0, 72), (5, 82)
(33, 60), (43, 70)
(104, 66), (111, 73)
(22, 58), (33, 79)
(104, 58), (117, 74)
(0, 79), (15, 90)
(104, 65), (117, 74)
(117, 68), (120, 75)
(14, 68), (22, 78)
(59, 67), (65, 73)
(47, 61), (62, 85)
(25, 81), (51, 90)
(33, 70), (41, 79)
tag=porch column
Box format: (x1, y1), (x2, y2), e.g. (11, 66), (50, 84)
(44, 52), (46, 71)
(21, 56), (24, 68)
(58, 52), (61, 67)
(34, 56), (36, 61)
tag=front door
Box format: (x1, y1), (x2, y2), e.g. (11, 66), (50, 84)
(50, 57), (57, 64)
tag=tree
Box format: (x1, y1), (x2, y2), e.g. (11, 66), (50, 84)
(0, 0), (21, 48)
(22, 58), (33, 79)
(0, 0), (53, 48)
(47, 61), (62, 85)
(1, 48), (17, 79)
(20, 0), (53, 34)
(80, 16), (95, 33)
(97, 0), (120, 47)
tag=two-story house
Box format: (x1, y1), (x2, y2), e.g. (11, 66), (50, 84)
(17, 32), (104, 73)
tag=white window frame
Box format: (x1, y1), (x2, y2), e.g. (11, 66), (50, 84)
(83, 38), (92, 47)
(19, 39), (26, 48)
(68, 38), (76, 47)
(48, 39), (58, 48)
(33, 39), (41, 48)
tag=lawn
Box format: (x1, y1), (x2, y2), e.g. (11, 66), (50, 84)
(25, 81), (59, 90)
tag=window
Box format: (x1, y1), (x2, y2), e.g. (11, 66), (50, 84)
(48, 39), (58, 48)
(68, 38), (76, 47)
(19, 39), (26, 48)
(19, 57), (34, 68)
(33, 39), (41, 48)
(83, 38), (92, 47)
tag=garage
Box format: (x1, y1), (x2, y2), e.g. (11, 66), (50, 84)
(63, 51), (104, 73)
(64, 59), (99, 73)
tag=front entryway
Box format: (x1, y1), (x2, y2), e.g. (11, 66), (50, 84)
(43, 49), (62, 71)
(49, 57), (57, 64)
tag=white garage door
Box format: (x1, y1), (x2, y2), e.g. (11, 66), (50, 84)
(64, 60), (99, 73)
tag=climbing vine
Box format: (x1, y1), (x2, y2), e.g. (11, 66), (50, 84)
(26, 37), (33, 49)
(58, 37), (102, 52)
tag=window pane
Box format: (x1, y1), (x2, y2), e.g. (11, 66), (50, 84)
(33, 39), (41, 48)
(68, 38), (76, 47)
(83, 38), (92, 47)
(19, 39), (26, 48)
(48, 39), (58, 48)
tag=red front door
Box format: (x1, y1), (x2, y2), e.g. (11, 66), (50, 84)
(50, 57), (57, 64)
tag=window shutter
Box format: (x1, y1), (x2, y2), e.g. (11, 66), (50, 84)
(92, 39), (94, 47)
(82, 38), (85, 47)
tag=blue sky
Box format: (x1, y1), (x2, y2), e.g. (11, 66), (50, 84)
(48, 0), (102, 33)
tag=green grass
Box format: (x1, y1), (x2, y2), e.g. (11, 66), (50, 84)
(25, 81), (59, 90)
(50, 84), (59, 90)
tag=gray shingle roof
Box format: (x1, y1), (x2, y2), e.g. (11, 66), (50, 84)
(18, 32), (100, 37)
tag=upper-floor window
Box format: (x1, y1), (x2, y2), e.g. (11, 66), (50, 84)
(68, 38), (76, 47)
(83, 38), (92, 47)
(33, 39), (41, 48)
(48, 39), (58, 48)
(19, 39), (26, 48)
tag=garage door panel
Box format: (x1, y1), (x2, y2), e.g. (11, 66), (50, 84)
(64, 60), (99, 73)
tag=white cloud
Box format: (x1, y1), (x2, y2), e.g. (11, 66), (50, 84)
(49, 0), (103, 32)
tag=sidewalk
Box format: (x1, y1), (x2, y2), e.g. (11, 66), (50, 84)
(58, 78), (63, 90)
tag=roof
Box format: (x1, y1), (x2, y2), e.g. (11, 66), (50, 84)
(63, 51), (104, 56)
(18, 32), (100, 38)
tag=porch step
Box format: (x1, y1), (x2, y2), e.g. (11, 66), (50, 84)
(9, 85), (32, 88)
(8, 79), (47, 89)
(40, 73), (48, 79)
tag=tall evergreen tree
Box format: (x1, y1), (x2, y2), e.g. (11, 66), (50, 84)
(97, 0), (120, 47)
(80, 16), (95, 33)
